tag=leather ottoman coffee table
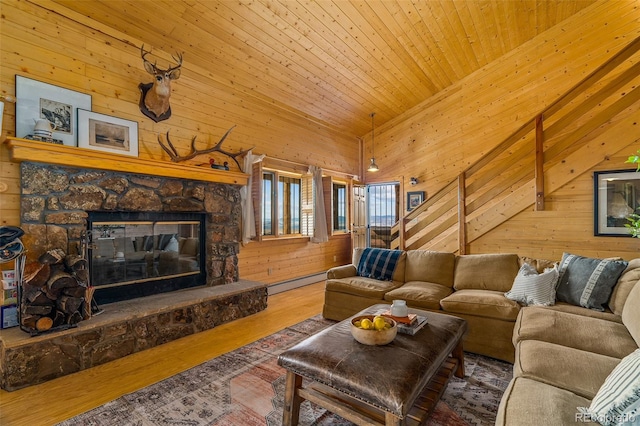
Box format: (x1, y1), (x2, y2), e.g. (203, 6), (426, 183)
(277, 304), (468, 426)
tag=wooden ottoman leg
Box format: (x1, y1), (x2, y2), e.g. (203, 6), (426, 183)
(385, 411), (402, 425)
(452, 341), (465, 378)
(282, 371), (303, 426)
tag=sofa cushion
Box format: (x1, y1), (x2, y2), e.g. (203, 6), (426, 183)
(404, 250), (455, 287)
(556, 253), (628, 311)
(453, 253), (520, 292)
(440, 289), (520, 320)
(583, 349), (640, 426)
(541, 302), (621, 323)
(610, 258), (640, 316)
(325, 277), (404, 299)
(513, 307), (638, 359)
(496, 377), (597, 426)
(505, 263), (559, 306)
(353, 248), (406, 283)
(384, 281), (453, 311)
(622, 277), (640, 347)
(514, 339), (620, 399)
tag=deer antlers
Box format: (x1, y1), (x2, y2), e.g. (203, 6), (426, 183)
(140, 45), (183, 76)
(157, 126), (253, 169)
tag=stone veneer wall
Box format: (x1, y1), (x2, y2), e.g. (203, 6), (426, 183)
(19, 162), (241, 285)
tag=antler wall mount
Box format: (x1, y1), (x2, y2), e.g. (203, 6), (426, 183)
(157, 126), (254, 169)
(139, 45), (183, 122)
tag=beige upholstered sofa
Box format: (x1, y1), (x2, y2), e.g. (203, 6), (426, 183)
(324, 248), (524, 362)
(323, 248), (640, 425)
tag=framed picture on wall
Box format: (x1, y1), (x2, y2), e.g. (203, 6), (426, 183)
(407, 191), (425, 211)
(15, 75), (92, 146)
(594, 169), (640, 236)
(77, 109), (139, 157)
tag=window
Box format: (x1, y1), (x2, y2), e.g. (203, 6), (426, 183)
(367, 183), (399, 248)
(262, 170), (307, 237)
(278, 175), (301, 234)
(262, 172), (275, 235)
(257, 164), (350, 240)
(333, 182), (347, 232)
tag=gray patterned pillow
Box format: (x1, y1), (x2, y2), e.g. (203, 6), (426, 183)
(556, 253), (628, 311)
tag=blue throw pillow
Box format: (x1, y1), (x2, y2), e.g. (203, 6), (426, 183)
(556, 253), (628, 311)
(356, 248), (403, 281)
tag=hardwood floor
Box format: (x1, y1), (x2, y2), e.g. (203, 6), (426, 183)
(0, 281), (326, 426)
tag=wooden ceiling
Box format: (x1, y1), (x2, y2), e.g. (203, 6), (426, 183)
(53, 0), (597, 137)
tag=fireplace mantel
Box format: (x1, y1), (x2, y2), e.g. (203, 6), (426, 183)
(5, 138), (249, 186)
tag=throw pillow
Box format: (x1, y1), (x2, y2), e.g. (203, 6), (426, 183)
(581, 348), (640, 426)
(163, 236), (179, 253)
(356, 248), (403, 281)
(505, 263), (559, 306)
(556, 253), (628, 311)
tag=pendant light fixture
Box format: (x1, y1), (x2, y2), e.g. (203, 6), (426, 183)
(367, 112), (379, 172)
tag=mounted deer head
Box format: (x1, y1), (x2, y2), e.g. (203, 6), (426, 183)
(138, 45), (183, 122)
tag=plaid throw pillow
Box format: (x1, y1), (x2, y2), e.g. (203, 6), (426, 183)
(356, 248), (403, 281)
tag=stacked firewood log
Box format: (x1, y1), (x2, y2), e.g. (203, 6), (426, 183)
(20, 248), (91, 333)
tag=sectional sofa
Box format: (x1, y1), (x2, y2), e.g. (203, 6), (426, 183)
(324, 248), (533, 362)
(322, 248), (640, 425)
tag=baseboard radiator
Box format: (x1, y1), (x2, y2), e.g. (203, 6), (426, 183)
(267, 272), (326, 295)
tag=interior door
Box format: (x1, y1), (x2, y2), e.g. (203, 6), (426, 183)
(352, 184), (367, 250)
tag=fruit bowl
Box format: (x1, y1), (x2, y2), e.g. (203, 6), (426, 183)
(350, 315), (397, 346)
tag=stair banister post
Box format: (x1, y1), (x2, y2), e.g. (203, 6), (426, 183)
(535, 114), (545, 211)
(458, 173), (467, 254)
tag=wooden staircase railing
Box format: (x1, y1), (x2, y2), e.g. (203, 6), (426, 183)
(391, 36), (640, 253)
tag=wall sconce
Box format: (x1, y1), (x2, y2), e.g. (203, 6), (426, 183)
(367, 112), (379, 172)
(410, 177), (418, 186)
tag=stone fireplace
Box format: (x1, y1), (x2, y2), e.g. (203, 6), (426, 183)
(0, 140), (267, 391)
(19, 162), (240, 287)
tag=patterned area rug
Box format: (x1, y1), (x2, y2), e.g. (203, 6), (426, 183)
(58, 315), (512, 426)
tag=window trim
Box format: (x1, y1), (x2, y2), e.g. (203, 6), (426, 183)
(261, 168), (305, 238)
(252, 161), (353, 242)
(331, 180), (349, 234)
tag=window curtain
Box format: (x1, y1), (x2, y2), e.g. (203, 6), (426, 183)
(240, 150), (265, 244)
(310, 165), (329, 243)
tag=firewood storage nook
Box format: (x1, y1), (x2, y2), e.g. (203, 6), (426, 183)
(0, 138), (267, 391)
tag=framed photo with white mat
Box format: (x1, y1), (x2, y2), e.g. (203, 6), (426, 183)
(77, 109), (139, 157)
(15, 75), (91, 146)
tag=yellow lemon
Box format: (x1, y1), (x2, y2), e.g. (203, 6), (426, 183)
(373, 317), (387, 331)
(360, 318), (373, 330)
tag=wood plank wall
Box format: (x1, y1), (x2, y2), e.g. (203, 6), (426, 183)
(366, 1), (640, 261)
(0, 0), (358, 284)
(2, 0), (638, 286)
